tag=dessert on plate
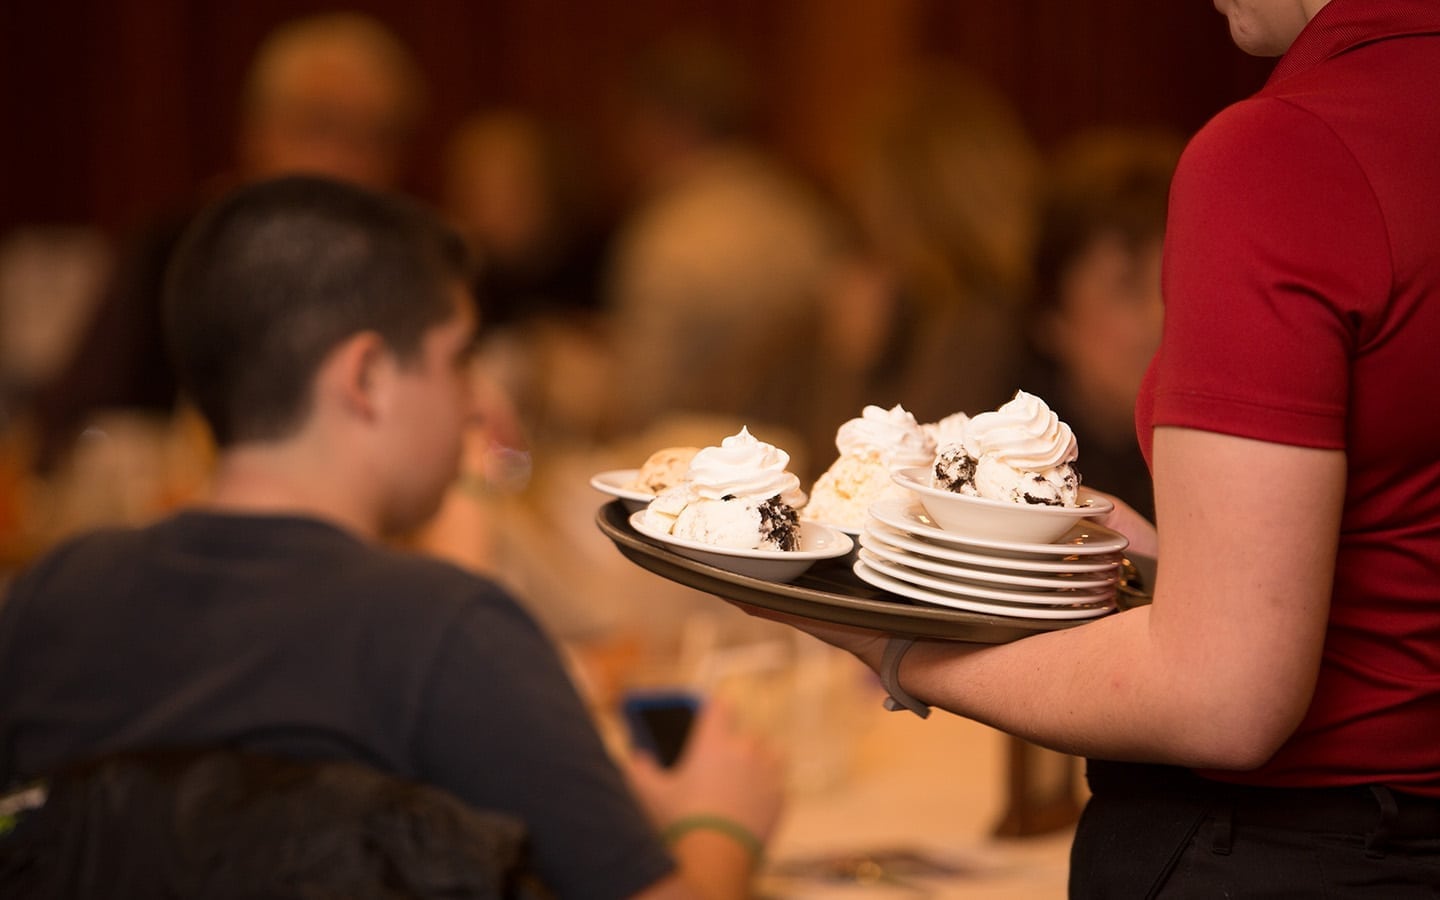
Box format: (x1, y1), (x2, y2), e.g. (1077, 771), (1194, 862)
(932, 390), (1080, 507)
(642, 427), (807, 551)
(804, 404), (936, 531)
(921, 410), (970, 450)
(626, 445), (699, 495)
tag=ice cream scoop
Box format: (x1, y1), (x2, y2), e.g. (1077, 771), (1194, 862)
(933, 390), (1081, 507)
(804, 404), (935, 530)
(627, 446), (699, 494)
(643, 427), (805, 550)
(922, 411), (970, 451)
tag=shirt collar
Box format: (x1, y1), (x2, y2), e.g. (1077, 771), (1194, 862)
(1269, 0), (1440, 84)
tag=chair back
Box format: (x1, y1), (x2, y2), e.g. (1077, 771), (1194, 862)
(0, 747), (552, 899)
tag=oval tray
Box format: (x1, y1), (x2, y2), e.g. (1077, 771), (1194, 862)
(596, 500), (1113, 644)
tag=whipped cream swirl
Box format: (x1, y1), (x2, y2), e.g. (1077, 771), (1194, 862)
(962, 390), (1077, 470)
(923, 411), (971, 452)
(835, 404), (936, 468)
(687, 427), (805, 505)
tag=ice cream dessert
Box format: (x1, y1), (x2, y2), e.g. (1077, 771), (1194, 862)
(804, 404), (936, 530)
(643, 427), (807, 551)
(933, 390), (1080, 507)
(922, 411), (970, 451)
(627, 446), (700, 495)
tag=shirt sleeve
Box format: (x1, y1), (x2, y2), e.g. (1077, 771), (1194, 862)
(1153, 95), (1391, 449)
(412, 589), (674, 899)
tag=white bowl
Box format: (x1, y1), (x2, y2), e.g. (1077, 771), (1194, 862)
(796, 514), (862, 540)
(629, 511), (854, 583)
(589, 469), (654, 512)
(891, 467), (1113, 544)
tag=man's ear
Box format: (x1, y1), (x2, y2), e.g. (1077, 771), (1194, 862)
(314, 331), (391, 422)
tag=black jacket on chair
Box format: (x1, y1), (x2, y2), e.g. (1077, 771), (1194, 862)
(0, 747), (551, 899)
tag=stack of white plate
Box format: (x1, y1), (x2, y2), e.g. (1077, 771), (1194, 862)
(853, 497), (1128, 620)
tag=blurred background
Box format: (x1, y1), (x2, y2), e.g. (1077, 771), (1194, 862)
(2, 0), (1268, 235)
(0, 0), (1273, 627)
(0, 4), (1279, 884)
(0, 0), (1275, 602)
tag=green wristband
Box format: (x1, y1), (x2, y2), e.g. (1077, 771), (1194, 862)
(662, 814), (764, 865)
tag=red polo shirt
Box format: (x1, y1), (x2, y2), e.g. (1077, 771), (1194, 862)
(1139, 0), (1440, 795)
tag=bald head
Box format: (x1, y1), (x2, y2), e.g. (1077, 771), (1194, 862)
(239, 13), (425, 189)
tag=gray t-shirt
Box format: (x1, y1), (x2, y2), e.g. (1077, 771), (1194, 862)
(0, 511), (672, 898)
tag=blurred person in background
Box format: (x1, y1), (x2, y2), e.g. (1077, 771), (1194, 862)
(982, 126), (1182, 839)
(235, 11), (424, 191)
(442, 109), (608, 336)
(426, 62), (863, 799)
(439, 108), (615, 452)
(0, 175), (785, 900)
(601, 30), (843, 468)
(0, 229), (113, 572)
(810, 62), (1041, 451)
(428, 106), (831, 741)
(27, 11), (426, 483)
(423, 108), (618, 631)
(1012, 126), (1185, 522)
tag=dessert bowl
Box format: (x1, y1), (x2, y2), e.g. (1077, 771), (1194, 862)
(629, 511), (854, 583)
(796, 514), (862, 540)
(796, 518), (863, 565)
(589, 469), (653, 512)
(892, 466), (1113, 544)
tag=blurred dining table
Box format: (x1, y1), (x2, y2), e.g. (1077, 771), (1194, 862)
(757, 697), (1078, 899)
(571, 612), (1078, 900)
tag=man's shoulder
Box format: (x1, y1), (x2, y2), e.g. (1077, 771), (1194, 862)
(6, 512), (521, 623)
(0, 523), (163, 640)
(9, 524), (147, 589)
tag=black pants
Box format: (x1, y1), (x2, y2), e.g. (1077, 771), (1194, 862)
(1070, 760), (1440, 899)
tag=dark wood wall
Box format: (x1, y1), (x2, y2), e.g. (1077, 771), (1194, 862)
(1, 0), (1273, 236)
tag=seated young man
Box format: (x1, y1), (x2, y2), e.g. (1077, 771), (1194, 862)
(0, 175), (781, 899)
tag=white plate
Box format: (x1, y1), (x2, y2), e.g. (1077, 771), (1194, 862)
(863, 520), (1122, 574)
(629, 511), (853, 583)
(859, 528), (1119, 590)
(869, 497), (1129, 558)
(853, 560), (1115, 620)
(857, 549), (1114, 606)
(892, 466), (1113, 544)
(797, 517), (862, 540)
(590, 469), (653, 512)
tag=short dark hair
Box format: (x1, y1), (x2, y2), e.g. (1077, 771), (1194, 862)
(164, 175), (471, 447)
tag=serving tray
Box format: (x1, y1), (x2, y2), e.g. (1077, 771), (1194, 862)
(596, 500), (1115, 644)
